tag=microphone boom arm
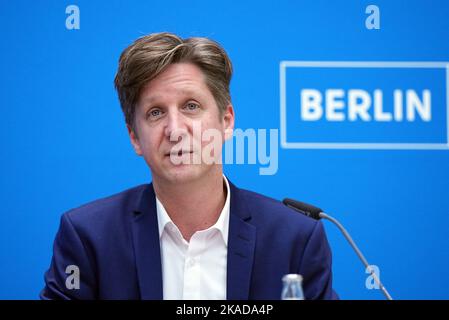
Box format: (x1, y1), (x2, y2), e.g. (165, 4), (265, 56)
(319, 211), (393, 300)
(284, 200), (393, 300)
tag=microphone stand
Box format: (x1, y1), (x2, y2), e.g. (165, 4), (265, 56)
(319, 211), (393, 300)
(284, 200), (393, 300)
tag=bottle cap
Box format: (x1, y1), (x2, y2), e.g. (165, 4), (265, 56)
(282, 274), (303, 282)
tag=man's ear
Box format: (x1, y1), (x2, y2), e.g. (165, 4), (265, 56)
(223, 104), (235, 141)
(127, 124), (143, 156)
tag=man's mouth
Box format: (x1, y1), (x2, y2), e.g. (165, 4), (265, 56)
(165, 150), (194, 157)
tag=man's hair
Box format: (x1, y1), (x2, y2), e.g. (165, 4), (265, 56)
(114, 32), (233, 131)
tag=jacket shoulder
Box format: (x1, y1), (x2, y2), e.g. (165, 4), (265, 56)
(63, 184), (149, 227)
(236, 187), (318, 231)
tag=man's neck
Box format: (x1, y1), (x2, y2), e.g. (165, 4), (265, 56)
(153, 167), (226, 242)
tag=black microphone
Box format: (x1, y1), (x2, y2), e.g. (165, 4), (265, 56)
(282, 198), (393, 300)
(283, 198), (322, 220)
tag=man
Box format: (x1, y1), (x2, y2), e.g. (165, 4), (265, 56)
(41, 32), (338, 300)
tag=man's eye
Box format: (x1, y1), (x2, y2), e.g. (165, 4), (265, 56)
(185, 102), (199, 111)
(148, 109), (162, 118)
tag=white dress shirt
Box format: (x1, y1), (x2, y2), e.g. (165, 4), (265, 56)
(156, 175), (230, 300)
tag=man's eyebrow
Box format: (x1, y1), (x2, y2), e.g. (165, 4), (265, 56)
(180, 88), (200, 96)
(140, 95), (161, 105)
(141, 89), (201, 106)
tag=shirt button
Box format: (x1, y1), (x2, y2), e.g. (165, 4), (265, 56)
(187, 258), (196, 267)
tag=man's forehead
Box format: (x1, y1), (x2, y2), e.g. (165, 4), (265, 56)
(140, 87), (203, 103)
(138, 63), (210, 103)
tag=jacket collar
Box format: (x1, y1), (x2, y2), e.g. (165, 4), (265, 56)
(130, 180), (256, 300)
(226, 180), (256, 300)
(130, 184), (163, 300)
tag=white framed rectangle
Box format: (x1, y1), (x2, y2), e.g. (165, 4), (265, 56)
(279, 61), (449, 150)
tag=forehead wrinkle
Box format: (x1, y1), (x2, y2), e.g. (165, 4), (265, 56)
(139, 63), (209, 106)
(142, 84), (205, 105)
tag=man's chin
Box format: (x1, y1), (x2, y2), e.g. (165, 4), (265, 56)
(159, 164), (204, 184)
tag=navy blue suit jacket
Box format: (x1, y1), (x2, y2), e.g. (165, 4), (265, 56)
(41, 181), (338, 300)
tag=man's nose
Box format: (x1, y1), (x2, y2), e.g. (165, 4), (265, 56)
(164, 110), (188, 141)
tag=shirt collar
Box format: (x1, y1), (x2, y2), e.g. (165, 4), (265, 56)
(156, 174), (231, 246)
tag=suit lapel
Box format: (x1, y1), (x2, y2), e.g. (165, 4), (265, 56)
(226, 181), (257, 300)
(130, 184), (163, 300)
(129, 180), (257, 300)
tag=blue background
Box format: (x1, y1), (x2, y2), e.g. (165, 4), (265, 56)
(0, 0), (448, 299)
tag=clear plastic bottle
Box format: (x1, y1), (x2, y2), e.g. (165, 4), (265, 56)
(281, 274), (305, 300)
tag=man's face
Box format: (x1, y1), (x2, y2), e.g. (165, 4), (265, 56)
(128, 63), (234, 185)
